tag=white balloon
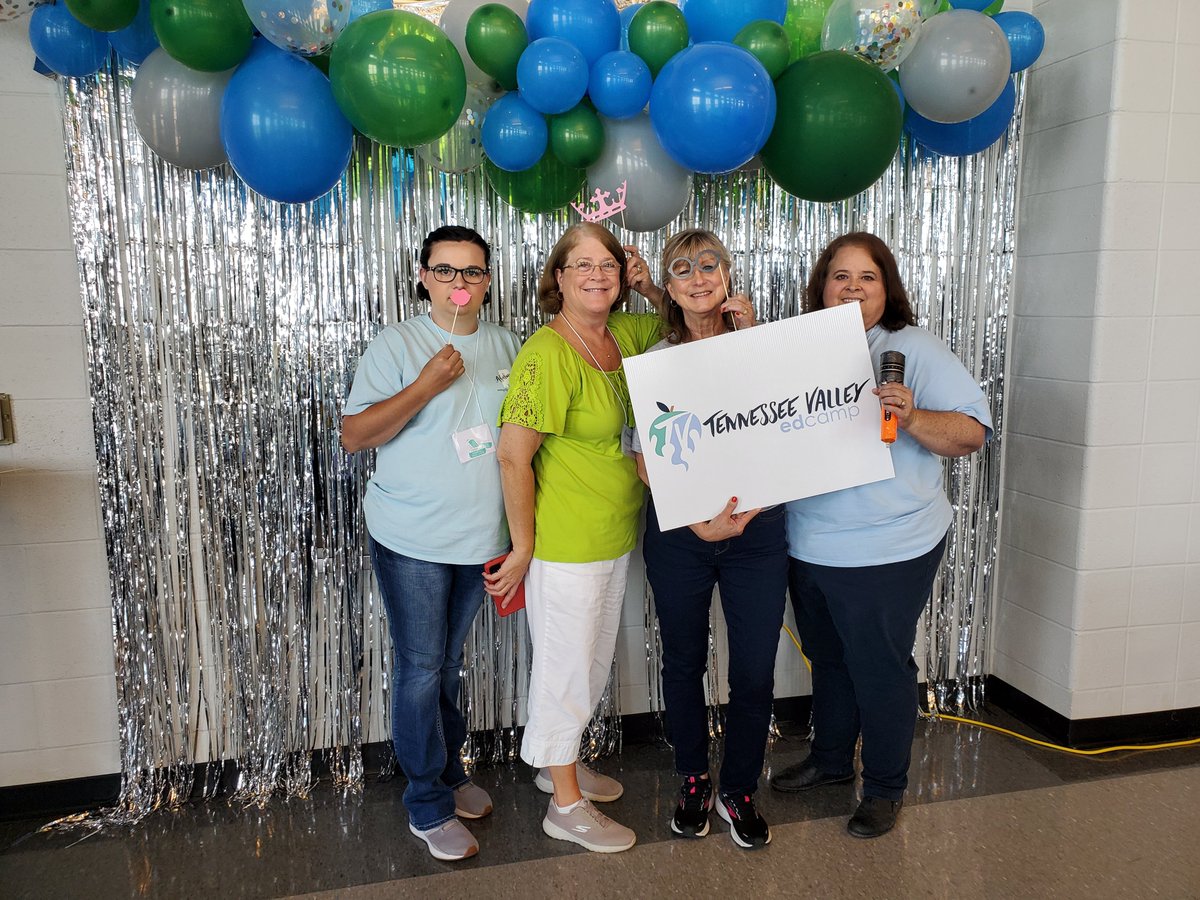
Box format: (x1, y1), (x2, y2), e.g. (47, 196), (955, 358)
(586, 113), (692, 234)
(439, 0), (529, 85)
(132, 48), (234, 170)
(898, 9), (1011, 124)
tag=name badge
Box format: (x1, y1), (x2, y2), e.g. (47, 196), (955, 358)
(452, 423), (496, 463)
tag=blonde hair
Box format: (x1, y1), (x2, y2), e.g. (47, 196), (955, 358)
(660, 228), (733, 344)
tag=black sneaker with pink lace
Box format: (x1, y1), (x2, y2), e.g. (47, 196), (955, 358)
(670, 774), (713, 838)
(716, 790), (771, 848)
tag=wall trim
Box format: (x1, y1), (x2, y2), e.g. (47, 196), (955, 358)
(986, 675), (1200, 748)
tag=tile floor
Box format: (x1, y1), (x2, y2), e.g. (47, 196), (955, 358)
(2, 709), (1197, 899)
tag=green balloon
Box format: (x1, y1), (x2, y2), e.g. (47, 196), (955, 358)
(330, 11), (466, 149)
(760, 51), (902, 203)
(150, 0), (253, 72)
(983, 0), (1003, 13)
(465, 3), (528, 92)
(781, 0), (833, 63)
(549, 103), (605, 169)
(733, 20), (791, 80)
(628, 1), (688, 79)
(66, 0), (137, 32)
(485, 150), (586, 214)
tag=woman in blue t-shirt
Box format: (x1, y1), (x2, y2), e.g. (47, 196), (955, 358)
(772, 233), (993, 839)
(341, 225), (520, 862)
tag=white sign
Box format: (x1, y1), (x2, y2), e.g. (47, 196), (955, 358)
(624, 303), (895, 531)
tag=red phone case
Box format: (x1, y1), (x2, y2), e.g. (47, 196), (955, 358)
(484, 553), (525, 617)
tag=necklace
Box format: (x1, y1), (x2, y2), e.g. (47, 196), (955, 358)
(558, 311), (618, 370)
(557, 311), (631, 428)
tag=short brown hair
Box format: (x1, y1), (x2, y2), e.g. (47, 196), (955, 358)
(805, 232), (916, 332)
(660, 228), (733, 344)
(537, 222), (630, 315)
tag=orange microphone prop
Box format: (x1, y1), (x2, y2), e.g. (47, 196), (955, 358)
(879, 350), (905, 444)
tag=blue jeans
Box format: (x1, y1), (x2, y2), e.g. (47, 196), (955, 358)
(787, 536), (947, 802)
(643, 500), (788, 795)
(370, 538), (486, 830)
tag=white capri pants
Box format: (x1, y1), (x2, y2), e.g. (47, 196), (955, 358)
(520, 553), (631, 768)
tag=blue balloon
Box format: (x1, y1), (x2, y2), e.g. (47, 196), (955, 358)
(948, 0), (994, 10)
(589, 50), (651, 119)
(220, 42), (353, 203)
(482, 92), (548, 171)
(517, 37), (589, 115)
(108, 0), (158, 65)
(649, 42), (776, 174)
(29, 4), (109, 77)
(905, 76), (1015, 157)
(679, 0), (785, 44)
(526, 0), (620, 67)
(348, 0), (392, 23)
(993, 11), (1044, 72)
(619, 2), (642, 51)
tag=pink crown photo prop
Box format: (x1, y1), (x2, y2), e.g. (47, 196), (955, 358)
(571, 181), (628, 223)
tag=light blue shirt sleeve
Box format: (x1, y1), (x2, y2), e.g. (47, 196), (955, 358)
(786, 324), (993, 567)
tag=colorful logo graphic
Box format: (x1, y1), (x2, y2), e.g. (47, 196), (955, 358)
(648, 402), (702, 471)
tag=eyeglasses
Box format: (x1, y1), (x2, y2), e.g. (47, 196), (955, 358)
(560, 259), (621, 277)
(667, 250), (725, 280)
(427, 264), (489, 284)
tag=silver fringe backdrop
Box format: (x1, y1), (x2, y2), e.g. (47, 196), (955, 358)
(60, 60), (1018, 821)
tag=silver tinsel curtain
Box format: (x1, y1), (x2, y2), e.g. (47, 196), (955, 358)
(61, 62), (1018, 821)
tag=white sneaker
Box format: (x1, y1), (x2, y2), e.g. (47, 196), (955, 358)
(542, 797), (636, 853)
(534, 762), (624, 802)
(409, 819), (479, 861)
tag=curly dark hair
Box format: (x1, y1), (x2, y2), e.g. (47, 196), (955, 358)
(805, 232), (915, 332)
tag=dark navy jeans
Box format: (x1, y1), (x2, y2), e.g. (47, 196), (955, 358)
(370, 537), (485, 830)
(787, 535), (947, 802)
(644, 500), (788, 796)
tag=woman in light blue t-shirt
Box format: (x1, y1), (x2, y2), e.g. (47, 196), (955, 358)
(341, 226), (520, 863)
(772, 233), (993, 840)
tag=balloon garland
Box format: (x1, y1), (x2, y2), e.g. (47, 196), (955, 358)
(24, 0), (1043, 213)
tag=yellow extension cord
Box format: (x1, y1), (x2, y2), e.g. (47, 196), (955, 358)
(780, 623), (1200, 756)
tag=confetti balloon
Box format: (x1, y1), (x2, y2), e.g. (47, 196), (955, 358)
(821, 0), (923, 72)
(241, 0), (351, 56)
(1, 0), (49, 23)
(415, 82), (495, 173)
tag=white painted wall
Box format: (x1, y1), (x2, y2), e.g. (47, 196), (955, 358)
(995, 0), (1200, 718)
(0, 25), (121, 785)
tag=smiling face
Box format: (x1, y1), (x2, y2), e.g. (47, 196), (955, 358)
(665, 245), (730, 317)
(554, 235), (623, 318)
(822, 244), (887, 331)
(420, 241), (491, 334)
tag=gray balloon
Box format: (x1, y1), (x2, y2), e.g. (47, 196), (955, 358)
(898, 10), (1011, 125)
(132, 48), (235, 170)
(586, 113), (692, 234)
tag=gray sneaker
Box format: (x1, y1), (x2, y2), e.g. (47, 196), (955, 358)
(534, 762), (624, 802)
(453, 781), (493, 819)
(409, 819), (479, 861)
(542, 797), (636, 853)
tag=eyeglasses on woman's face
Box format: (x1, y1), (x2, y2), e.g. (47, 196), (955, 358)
(667, 249), (725, 280)
(560, 259), (621, 277)
(427, 264), (489, 284)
